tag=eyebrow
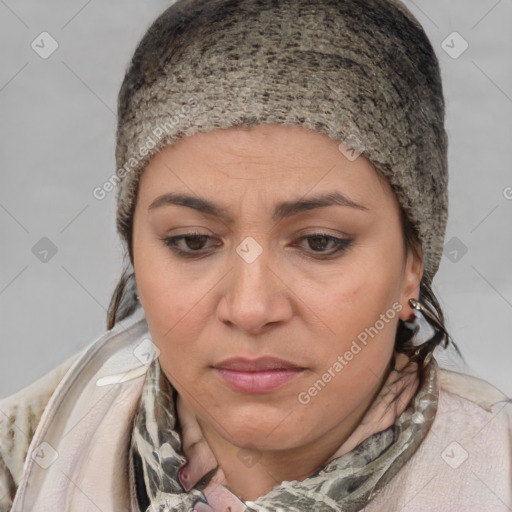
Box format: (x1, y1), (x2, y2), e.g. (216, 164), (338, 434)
(148, 191), (369, 223)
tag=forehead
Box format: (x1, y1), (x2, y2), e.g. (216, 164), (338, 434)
(138, 124), (398, 214)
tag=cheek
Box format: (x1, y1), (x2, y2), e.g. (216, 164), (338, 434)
(290, 240), (403, 379)
(134, 232), (217, 376)
(296, 273), (399, 417)
(133, 230), (187, 349)
(295, 254), (402, 340)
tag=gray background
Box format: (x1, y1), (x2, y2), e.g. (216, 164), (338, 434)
(1, 0), (511, 399)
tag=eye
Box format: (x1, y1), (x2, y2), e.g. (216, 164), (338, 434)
(161, 231), (219, 258)
(293, 232), (354, 257)
(160, 231), (354, 259)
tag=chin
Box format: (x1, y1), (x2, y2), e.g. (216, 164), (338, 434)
(213, 408), (317, 450)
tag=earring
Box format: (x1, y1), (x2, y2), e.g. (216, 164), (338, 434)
(406, 298), (449, 368)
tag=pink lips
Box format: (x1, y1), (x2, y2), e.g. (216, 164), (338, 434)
(212, 356), (305, 394)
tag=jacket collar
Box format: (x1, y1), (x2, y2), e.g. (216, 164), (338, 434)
(11, 305), (150, 512)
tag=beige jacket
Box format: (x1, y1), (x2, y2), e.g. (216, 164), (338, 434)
(1, 305), (511, 511)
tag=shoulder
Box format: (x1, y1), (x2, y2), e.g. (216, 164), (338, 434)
(436, 366), (512, 451)
(438, 366), (511, 412)
(368, 365), (512, 511)
(417, 368), (512, 508)
(435, 367), (512, 462)
(0, 352), (82, 509)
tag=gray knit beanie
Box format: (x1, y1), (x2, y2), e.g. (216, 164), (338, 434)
(113, 0), (448, 304)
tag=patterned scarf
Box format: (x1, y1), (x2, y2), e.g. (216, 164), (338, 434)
(130, 353), (439, 512)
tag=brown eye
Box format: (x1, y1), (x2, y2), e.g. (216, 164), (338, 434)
(161, 231), (353, 260)
(182, 234), (209, 251)
(162, 232), (217, 257)
(295, 233), (354, 257)
(307, 235), (332, 251)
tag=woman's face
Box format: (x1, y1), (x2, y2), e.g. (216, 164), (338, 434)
(132, 124), (423, 452)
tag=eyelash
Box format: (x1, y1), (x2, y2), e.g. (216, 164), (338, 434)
(161, 231), (354, 259)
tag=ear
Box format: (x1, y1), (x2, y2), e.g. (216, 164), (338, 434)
(398, 244), (423, 321)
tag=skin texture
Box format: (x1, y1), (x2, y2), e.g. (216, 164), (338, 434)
(132, 124), (423, 501)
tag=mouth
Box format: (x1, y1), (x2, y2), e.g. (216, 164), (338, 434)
(212, 356), (306, 394)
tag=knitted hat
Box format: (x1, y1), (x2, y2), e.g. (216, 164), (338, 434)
(114, 0), (448, 287)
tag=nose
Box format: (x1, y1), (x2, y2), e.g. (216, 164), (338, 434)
(216, 244), (293, 334)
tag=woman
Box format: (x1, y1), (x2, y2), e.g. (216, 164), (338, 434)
(1, 0), (511, 510)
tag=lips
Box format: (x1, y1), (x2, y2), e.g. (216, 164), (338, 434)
(213, 356), (304, 372)
(212, 356), (306, 393)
